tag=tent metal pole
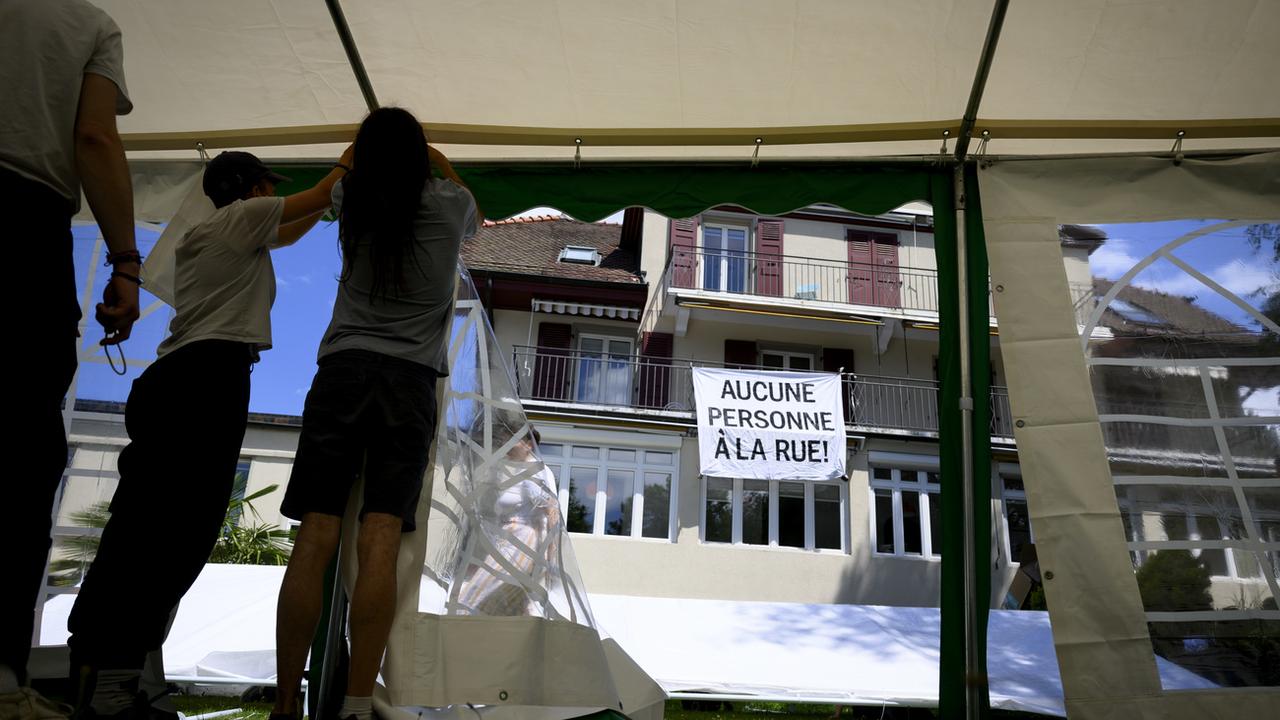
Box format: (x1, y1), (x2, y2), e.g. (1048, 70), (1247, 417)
(954, 164), (980, 720)
(324, 0), (380, 112)
(954, 0), (1010, 160)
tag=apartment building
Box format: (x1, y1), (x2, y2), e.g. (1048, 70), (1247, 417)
(54, 209), (1272, 614)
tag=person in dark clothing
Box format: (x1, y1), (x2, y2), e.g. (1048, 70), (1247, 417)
(66, 148), (351, 720)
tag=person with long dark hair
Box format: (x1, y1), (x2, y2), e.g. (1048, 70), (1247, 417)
(272, 107), (478, 720)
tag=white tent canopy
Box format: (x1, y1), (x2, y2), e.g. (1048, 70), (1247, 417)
(96, 0), (1279, 161)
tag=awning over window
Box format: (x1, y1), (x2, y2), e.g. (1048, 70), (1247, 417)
(532, 298), (640, 321)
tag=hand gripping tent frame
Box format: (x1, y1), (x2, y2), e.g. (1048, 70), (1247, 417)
(48, 1), (1280, 719)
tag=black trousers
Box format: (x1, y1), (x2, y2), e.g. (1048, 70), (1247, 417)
(67, 339), (253, 669)
(1, 167), (77, 681)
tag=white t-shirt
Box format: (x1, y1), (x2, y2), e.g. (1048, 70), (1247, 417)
(0, 0), (132, 208)
(157, 197), (286, 358)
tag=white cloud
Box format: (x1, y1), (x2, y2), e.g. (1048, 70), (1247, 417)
(1089, 236), (1142, 277)
(1133, 258), (1275, 300)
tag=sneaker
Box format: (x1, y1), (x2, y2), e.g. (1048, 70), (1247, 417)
(0, 688), (74, 720)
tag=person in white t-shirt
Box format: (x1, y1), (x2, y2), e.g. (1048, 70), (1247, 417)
(65, 149), (351, 720)
(0, 2), (139, 711)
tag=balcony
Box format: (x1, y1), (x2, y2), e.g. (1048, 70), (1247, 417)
(664, 247), (953, 317)
(512, 345), (1015, 440)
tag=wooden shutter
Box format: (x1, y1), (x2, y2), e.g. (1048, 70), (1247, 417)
(871, 232), (901, 308)
(533, 322), (572, 400)
(724, 339), (758, 369)
(669, 217), (699, 288)
(755, 219), (784, 297)
(847, 230), (874, 305)
(823, 347), (855, 423)
(637, 331), (674, 409)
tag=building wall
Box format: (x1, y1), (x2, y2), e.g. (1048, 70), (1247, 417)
(537, 421), (1020, 606)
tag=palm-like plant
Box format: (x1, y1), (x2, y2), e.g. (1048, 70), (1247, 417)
(52, 477), (292, 577)
(208, 483), (293, 566)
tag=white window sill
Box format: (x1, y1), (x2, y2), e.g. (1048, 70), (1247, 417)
(700, 540), (849, 556)
(872, 551), (942, 563)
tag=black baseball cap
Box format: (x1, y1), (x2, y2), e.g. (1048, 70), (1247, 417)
(202, 151), (291, 207)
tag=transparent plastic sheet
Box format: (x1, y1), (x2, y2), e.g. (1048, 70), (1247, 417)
(362, 262), (663, 719)
(1067, 218), (1280, 687)
(981, 152), (1280, 719)
(423, 265), (595, 626)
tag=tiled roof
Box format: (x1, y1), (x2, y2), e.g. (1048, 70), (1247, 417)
(463, 216), (643, 285)
(1094, 278), (1249, 338)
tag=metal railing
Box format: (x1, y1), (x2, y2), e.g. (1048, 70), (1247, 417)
(512, 345), (1015, 438)
(666, 247), (945, 314)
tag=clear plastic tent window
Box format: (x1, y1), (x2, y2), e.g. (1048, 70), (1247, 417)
(1064, 219), (1279, 688)
(422, 265), (596, 625)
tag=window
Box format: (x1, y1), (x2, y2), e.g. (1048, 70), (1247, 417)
(869, 466), (941, 558)
(1117, 485), (1265, 582)
(701, 223), (750, 293)
(702, 477), (847, 551)
(575, 335), (633, 405)
(999, 470), (1033, 564)
(540, 442), (676, 540)
(760, 350), (814, 371)
(558, 246), (601, 265)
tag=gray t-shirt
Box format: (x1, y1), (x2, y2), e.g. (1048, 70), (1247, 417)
(0, 0), (132, 207)
(320, 178), (478, 375)
(157, 197), (286, 358)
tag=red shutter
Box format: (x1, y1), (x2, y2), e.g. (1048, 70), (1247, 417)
(755, 220), (784, 297)
(637, 331), (674, 409)
(533, 322), (573, 400)
(872, 232), (901, 308)
(847, 230), (901, 308)
(669, 217), (699, 288)
(847, 230), (874, 305)
(823, 347), (855, 423)
(724, 339), (758, 369)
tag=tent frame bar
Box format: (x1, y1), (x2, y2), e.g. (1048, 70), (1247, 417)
(117, 118), (1280, 154)
(954, 0), (1010, 160)
(324, 0), (379, 112)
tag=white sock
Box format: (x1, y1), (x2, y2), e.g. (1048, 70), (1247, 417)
(90, 669), (141, 715)
(0, 664), (19, 694)
(338, 695), (373, 720)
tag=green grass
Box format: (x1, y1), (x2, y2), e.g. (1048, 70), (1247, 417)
(171, 696), (273, 720)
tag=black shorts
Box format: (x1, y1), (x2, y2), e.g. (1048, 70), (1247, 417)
(283, 349), (439, 532)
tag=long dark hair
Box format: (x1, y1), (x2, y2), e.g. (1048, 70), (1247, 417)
(338, 107), (430, 299)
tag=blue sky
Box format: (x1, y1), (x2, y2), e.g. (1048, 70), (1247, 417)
(1089, 219), (1277, 329)
(73, 220), (348, 416)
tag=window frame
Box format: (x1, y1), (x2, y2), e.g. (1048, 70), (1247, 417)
(869, 465), (941, 559)
(759, 349), (816, 371)
(699, 221), (753, 293)
(539, 441), (678, 542)
(700, 476), (848, 553)
(573, 333), (635, 405)
(998, 467), (1033, 567)
(1121, 493), (1268, 583)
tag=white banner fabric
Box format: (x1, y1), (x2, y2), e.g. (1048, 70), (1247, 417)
(693, 368), (846, 481)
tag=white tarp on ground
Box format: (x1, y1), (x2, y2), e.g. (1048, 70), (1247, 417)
(38, 564), (1216, 717)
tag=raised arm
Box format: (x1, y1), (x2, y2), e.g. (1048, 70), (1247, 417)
(428, 145), (483, 221)
(76, 73), (139, 344)
(272, 210), (326, 249)
(279, 144), (353, 224)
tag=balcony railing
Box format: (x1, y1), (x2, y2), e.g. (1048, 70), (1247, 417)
(512, 345), (1015, 439)
(667, 247), (945, 314)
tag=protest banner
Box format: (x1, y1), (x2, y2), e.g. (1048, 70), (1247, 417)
(692, 368), (846, 480)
